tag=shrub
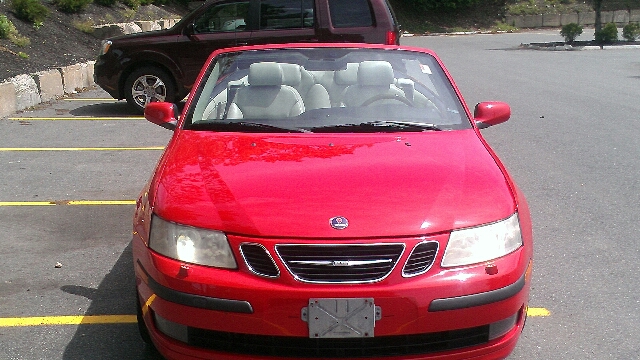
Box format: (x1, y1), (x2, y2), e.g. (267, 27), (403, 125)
(54, 0), (93, 13)
(0, 14), (31, 47)
(11, 0), (49, 25)
(560, 23), (582, 43)
(595, 22), (618, 44)
(95, 0), (117, 6)
(622, 23), (640, 42)
(0, 15), (18, 39)
(409, 0), (478, 11)
(120, 0), (140, 10)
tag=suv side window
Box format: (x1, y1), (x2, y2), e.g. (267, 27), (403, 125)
(194, 0), (250, 33)
(260, 0), (314, 29)
(328, 0), (373, 28)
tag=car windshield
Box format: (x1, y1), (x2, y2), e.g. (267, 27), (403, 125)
(183, 48), (471, 132)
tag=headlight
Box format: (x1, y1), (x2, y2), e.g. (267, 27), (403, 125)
(99, 40), (112, 56)
(441, 213), (523, 267)
(149, 215), (237, 269)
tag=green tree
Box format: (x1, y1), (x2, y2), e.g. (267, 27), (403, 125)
(407, 0), (479, 11)
(593, 0), (603, 34)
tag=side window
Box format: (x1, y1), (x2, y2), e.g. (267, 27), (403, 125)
(260, 0), (314, 29)
(194, 1), (250, 33)
(328, 0), (373, 28)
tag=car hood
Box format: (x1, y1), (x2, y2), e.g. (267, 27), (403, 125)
(152, 130), (515, 238)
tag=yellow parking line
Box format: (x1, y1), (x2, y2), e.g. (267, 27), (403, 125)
(0, 307), (551, 327)
(0, 147), (164, 151)
(0, 315), (136, 327)
(64, 98), (120, 101)
(0, 200), (135, 206)
(7, 117), (144, 121)
(528, 307), (551, 317)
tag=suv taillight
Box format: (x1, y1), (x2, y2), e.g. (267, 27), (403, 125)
(386, 31), (397, 45)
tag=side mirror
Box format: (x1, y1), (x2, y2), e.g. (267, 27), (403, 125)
(474, 102), (510, 129)
(185, 23), (196, 36)
(144, 102), (178, 130)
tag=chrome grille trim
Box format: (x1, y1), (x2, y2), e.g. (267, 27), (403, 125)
(240, 243), (280, 278)
(402, 241), (439, 277)
(275, 243), (405, 284)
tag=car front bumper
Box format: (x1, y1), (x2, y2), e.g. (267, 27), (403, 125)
(133, 233), (532, 360)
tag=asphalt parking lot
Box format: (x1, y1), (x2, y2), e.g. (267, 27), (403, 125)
(1, 29), (639, 359)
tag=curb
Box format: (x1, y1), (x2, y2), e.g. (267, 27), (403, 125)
(0, 61), (95, 118)
(519, 43), (640, 51)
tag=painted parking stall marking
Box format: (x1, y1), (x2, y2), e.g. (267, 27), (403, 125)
(0, 315), (137, 327)
(0, 200), (136, 206)
(0, 308), (551, 327)
(7, 117), (145, 121)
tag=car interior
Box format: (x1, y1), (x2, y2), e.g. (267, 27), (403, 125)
(188, 50), (469, 131)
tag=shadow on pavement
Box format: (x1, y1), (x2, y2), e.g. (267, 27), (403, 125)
(69, 102), (138, 117)
(61, 242), (164, 360)
(69, 101), (187, 118)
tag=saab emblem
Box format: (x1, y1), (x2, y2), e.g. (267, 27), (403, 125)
(330, 216), (349, 230)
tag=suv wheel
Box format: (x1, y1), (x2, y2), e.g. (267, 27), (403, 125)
(124, 66), (176, 114)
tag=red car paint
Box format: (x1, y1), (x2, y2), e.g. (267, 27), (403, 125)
(133, 43), (533, 360)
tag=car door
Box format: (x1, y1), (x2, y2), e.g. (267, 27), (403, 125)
(172, 0), (253, 93)
(246, 0), (318, 45)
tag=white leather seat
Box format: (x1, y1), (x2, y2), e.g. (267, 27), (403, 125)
(227, 62), (305, 119)
(341, 61), (406, 107)
(281, 63), (330, 110)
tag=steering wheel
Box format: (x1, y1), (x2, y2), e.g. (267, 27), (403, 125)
(361, 94), (413, 107)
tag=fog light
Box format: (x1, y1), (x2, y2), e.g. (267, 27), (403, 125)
(488, 312), (518, 340)
(154, 312), (188, 343)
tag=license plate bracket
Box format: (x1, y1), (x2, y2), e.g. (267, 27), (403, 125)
(303, 298), (376, 338)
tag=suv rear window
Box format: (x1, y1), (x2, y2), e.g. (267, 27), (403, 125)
(260, 0), (314, 29)
(328, 0), (373, 28)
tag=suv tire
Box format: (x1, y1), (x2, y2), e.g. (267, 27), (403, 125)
(124, 66), (176, 114)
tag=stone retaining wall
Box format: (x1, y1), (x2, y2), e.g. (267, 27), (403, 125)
(506, 10), (640, 28)
(0, 61), (95, 118)
(92, 19), (180, 39)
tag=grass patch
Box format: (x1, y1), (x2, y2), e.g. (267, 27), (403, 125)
(0, 14), (32, 47)
(492, 21), (518, 32)
(73, 19), (96, 33)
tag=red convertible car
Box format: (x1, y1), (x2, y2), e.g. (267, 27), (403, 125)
(133, 43), (533, 360)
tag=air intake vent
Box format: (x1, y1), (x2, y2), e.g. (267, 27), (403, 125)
(276, 244), (404, 283)
(240, 244), (279, 278)
(402, 241), (439, 277)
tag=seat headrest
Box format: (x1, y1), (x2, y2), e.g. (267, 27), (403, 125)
(334, 63), (359, 85)
(248, 62), (284, 86)
(357, 61), (394, 86)
(280, 63), (302, 87)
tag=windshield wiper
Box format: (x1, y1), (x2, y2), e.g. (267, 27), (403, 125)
(189, 121), (309, 133)
(311, 120), (442, 133)
(365, 121), (442, 131)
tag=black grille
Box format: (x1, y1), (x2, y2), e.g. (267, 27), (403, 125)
(240, 244), (279, 278)
(187, 326), (490, 358)
(276, 244), (404, 283)
(402, 241), (439, 276)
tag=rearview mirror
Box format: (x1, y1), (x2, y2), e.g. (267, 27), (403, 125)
(144, 102), (178, 130)
(474, 102), (510, 129)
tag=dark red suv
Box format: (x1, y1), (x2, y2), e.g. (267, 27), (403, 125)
(94, 0), (401, 112)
